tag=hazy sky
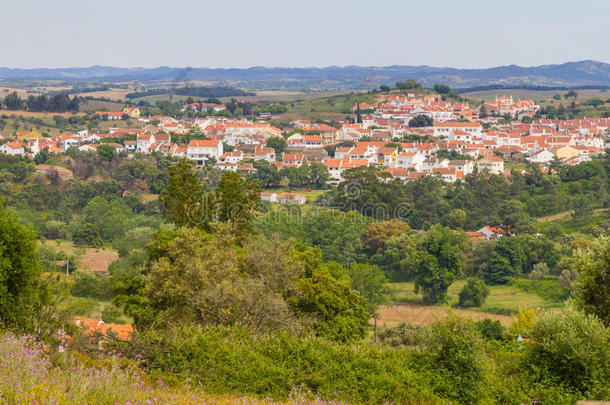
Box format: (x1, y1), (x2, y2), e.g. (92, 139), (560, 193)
(1, 0), (608, 69)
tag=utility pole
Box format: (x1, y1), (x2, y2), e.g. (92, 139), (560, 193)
(66, 259), (69, 276)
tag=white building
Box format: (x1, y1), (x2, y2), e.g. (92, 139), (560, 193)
(187, 140), (223, 165)
(0, 142), (25, 156)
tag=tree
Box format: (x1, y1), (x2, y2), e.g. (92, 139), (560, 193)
(395, 79), (421, 90)
(72, 223), (103, 247)
(139, 227), (302, 332)
(4, 92), (22, 110)
(413, 253), (455, 304)
(347, 263), (391, 318)
(34, 147), (49, 165)
(433, 84), (452, 94)
(458, 278), (489, 308)
(97, 144), (117, 161)
(0, 204), (44, 330)
(411, 226), (466, 303)
(361, 219), (411, 255)
(379, 85), (391, 93)
(214, 170), (260, 237)
(573, 237), (610, 326)
(408, 114), (433, 128)
(479, 103), (487, 118)
(355, 102), (362, 124)
(266, 136), (287, 158)
(564, 90), (578, 99)
(441, 208), (466, 229)
(159, 158), (206, 228)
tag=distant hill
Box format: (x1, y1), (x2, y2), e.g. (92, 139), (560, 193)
(1, 60), (609, 91)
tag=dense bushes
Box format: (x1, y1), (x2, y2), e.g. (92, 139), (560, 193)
(119, 318), (521, 404)
(458, 278), (489, 308)
(528, 305), (610, 399)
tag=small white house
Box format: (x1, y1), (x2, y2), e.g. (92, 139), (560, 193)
(260, 192), (279, 203)
(0, 142), (25, 156)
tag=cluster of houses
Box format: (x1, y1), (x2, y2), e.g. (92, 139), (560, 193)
(1, 93), (608, 185)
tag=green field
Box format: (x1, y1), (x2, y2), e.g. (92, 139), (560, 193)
(389, 279), (562, 312)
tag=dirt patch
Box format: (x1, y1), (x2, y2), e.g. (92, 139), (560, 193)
(374, 303), (512, 327)
(79, 248), (119, 274)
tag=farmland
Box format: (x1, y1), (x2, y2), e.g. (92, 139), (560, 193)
(462, 87), (610, 102)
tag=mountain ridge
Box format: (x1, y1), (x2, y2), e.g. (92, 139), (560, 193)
(1, 60), (609, 91)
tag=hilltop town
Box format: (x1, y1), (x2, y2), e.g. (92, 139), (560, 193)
(2, 92), (607, 187)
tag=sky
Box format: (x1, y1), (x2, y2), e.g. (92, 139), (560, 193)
(1, 0), (608, 69)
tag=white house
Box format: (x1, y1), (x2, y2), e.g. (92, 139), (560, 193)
(526, 149), (555, 164)
(260, 192), (279, 203)
(434, 122), (482, 138)
(187, 139), (223, 165)
(136, 134), (155, 152)
(0, 142), (25, 156)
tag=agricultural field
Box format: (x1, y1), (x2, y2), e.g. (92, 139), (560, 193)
(269, 91), (381, 124)
(388, 279), (561, 312)
(80, 99), (126, 112)
(75, 87), (132, 101)
(462, 87), (610, 102)
(375, 303), (512, 327)
(40, 239), (118, 274)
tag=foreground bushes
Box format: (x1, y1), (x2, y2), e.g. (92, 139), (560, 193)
(109, 308), (610, 405)
(117, 315), (539, 404)
(528, 305), (610, 400)
(0, 332), (339, 404)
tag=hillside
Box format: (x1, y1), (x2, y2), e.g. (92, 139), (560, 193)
(1, 60), (610, 90)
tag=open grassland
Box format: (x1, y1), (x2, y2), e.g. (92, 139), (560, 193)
(462, 87), (610, 101)
(0, 115), (68, 138)
(268, 91), (381, 124)
(40, 240), (118, 274)
(382, 278), (562, 327)
(536, 208), (610, 233)
(265, 187), (327, 203)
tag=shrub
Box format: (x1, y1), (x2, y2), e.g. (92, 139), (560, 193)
(529, 263), (549, 280)
(101, 305), (123, 324)
(527, 305), (610, 399)
(513, 278), (570, 302)
(507, 308), (537, 339)
(475, 318), (503, 340)
(71, 270), (111, 300)
(458, 278), (490, 308)
(425, 313), (492, 403)
(378, 322), (425, 347)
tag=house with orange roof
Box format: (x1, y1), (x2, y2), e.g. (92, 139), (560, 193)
(476, 155), (504, 174)
(73, 318), (133, 345)
(187, 139), (223, 164)
(432, 167), (459, 182)
(0, 141), (25, 156)
(283, 153), (304, 167)
(36, 164), (74, 180)
(96, 111), (124, 120)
